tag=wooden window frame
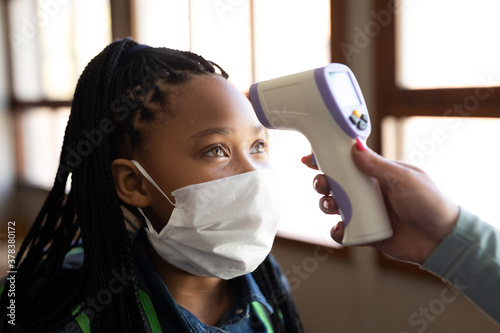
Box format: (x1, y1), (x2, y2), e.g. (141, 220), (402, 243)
(1, 0), (132, 185)
(373, 0), (500, 121)
(371, 0), (500, 274)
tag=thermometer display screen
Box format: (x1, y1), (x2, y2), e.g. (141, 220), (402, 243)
(329, 72), (361, 107)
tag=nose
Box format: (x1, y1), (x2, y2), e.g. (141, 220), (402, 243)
(236, 154), (258, 174)
(234, 151), (271, 175)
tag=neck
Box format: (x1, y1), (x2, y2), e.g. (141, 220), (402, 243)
(147, 241), (235, 326)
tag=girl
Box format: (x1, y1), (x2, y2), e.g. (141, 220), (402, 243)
(0, 37), (303, 332)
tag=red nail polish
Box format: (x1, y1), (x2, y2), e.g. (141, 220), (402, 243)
(322, 199), (330, 211)
(301, 156), (307, 164)
(355, 137), (367, 151)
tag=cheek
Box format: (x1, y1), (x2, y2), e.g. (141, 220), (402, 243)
(144, 193), (176, 232)
(252, 150), (273, 167)
(167, 152), (220, 186)
(175, 162), (232, 186)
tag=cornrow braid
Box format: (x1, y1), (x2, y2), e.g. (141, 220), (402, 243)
(1, 36), (302, 332)
(109, 46), (228, 150)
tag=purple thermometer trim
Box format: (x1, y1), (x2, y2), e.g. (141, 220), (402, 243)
(311, 153), (317, 166)
(249, 83), (275, 130)
(313, 67), (359, 140)
(324, 175), (352, 227)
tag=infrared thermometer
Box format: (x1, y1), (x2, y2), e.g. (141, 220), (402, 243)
(249, 63), (393, 246)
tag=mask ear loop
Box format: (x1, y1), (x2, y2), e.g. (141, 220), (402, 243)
(136, 206), (157, 235)
(130, 160), (177, 207)
(131, 160), (177, 235)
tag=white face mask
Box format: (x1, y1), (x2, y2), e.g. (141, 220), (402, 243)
(131, 160), (281, 280)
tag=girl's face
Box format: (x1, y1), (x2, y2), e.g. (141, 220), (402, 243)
(127, 74), (271, 229)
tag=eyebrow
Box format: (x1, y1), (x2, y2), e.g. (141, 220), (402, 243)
(189, 127), (233, 142)
(189, 125), (265, 142)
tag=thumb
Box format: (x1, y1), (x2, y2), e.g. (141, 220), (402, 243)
(351, 138), (409, 186)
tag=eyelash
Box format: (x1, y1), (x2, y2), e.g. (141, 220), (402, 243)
(205, 145), (229, 157)
(251, 141), (266, 154)
(203, 141), (266, 157)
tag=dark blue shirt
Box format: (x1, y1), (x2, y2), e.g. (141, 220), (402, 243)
(0, 233), (287, 332)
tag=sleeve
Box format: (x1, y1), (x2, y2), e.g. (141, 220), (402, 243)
(422, 206), (500, 323)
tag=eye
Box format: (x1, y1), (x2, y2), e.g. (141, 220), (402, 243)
(251, 141), (266, 154)
(205, 145), (229, 157)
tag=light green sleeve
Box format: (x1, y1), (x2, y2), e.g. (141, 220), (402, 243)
(423, 207), (500, 323)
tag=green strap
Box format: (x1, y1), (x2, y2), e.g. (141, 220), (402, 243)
(66, 247), (84, 256)
(3, 277), (273, 333)
(0, 282), (92, 332)
(71, 305), (91, 333)
(138, 288), (163, 333)
(251, 301), (275, 333)
(70, 289), (162, 333)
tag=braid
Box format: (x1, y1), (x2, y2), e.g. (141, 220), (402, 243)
(252, 257), (304, 332)
(0, 37), (232, 332)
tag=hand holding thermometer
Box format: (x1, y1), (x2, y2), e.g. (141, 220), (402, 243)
(249, 63), (393, 246)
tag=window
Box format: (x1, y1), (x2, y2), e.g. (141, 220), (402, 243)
(6, 0), (338, 246)
(8, 0), (112, 101)
(133, 0), (331, 91)
(134, 0), (338, 246)
(397, 0), (500, 89)
(18, 107), (69, 187)
(6, 0), (112, 188)
(383, 116), (500, 226)
(376, 0), (500, 228)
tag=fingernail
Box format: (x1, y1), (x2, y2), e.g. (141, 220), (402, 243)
(355, 137), (367, 151)
(301, 156), (307, 164)
(313, 178), (319, 190)
(322, 199), (330, 210)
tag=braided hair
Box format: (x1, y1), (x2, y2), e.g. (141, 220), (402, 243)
(253, 258), (304, 332)
(1, 37), (302, 332)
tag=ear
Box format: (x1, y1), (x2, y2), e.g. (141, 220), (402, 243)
(111, 159), (153, 208)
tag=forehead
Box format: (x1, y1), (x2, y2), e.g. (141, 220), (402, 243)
(166, 75), (260, 129)
(135, 74), (264, 156)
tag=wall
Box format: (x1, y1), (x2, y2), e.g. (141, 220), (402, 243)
(271, 237), (498, 333)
